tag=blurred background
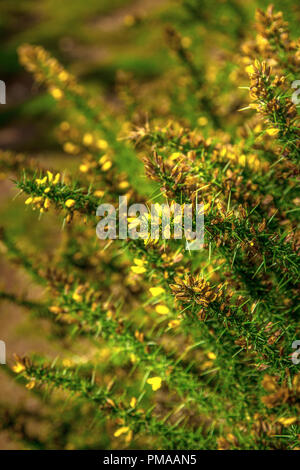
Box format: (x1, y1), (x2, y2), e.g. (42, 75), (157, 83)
(0, 0), (299, 449)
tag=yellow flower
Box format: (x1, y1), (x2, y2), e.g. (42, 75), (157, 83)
(128, 218), (140, 229)
(170, 152), (182, 161)
(168, 319), (180, 328)
(125, 429), (133, 443)
(53, 173), (60, 185)
(60, 121), (70, 131)
(147, 376), (162, 391)
(94, 190), (104, 198)
(130, 353), (137, 364)
(256, 34), (268, 48)
(50, 88), (63, 100)
(119, 181), (129, 189)
(181, 37), (191, 48)
(207, 352), (216, 360)
(133, 258), (145, 267)
(65, 199), (75, 208)
(44, 198), (51, 209)
(197, 116), (208, 126)
(131, 266), (146, 274)
(124, 15), (135, 27)
(266, 128), (279, 136)
(62, 359), (73, 368)
(239, 154), (246, 166)
(149, 287), (165, 297)
(201, 360), (213, 370)
(130, 397), (137, 408)
(83, 133), (93, 146)
(44, 187), (51, 194)
(79, 164), (89, 173)
(98, 154), (108, 164)
(254, 124), (262, 134)
(97, 139), (108, 150)
(72, 292), (83, 302)
(36, 176), (47, 185)
(58, 71), (69, 82)
(49, 306), (61, 314)
(26, 380), (36, 390)
(47, 171), (53, 183)
(245, 65), (255, 75)
(12, 361), (26, 374)
(278, 417), (297, 427)
(25, 197), (33, 205)
(155, 305), (169, 315)
(101, 160), (112, 172)
(63, 142), (78, 154)
(114, 426), (130, 437)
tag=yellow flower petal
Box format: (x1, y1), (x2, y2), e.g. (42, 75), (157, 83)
(26, 380), (36, 390)
(245, 65), (255, 75)
(170, 152), (182, 161)
(12, 362), (26, 374)
(168, 319), (180, 328)
(53, 173), (60, 185)
(149, 287), (165, 297)
(79, 164), (89, 173)
(155, 305), (169, 315)
(72, 292), (83, 302)
(44, 198), (51, 209)
(207, 352), (216, 360)
(97, 139), (108, 150)
(147, 377), (162, 391)
(278, 417), (297, 426)
(101, 160), (112, 172)
(131, 266), (146, 274)
(181, 36), (191, 48)
(134, 258), (145, 266)
(98, 154), (108, 164)
(94, 190), (104, 198)
(266, 128), (279, 136)
(130, 353), (137, 364)
(83, 133), (93, 146)
(63, 142), (78, 154)
(130, 397), (137, 408)
(125, 429), (133, 443)
(36, 176), (47, 185)
(58, 71), (69, 82)
(65, 199), (75, 208)
(197, 116), (208, 126)
(114, 426), (130, 437)
(50, 88), (63, 100)
(62, 359), (73, 367)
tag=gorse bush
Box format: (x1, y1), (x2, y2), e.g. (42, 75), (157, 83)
(0, 3), (299, 450)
